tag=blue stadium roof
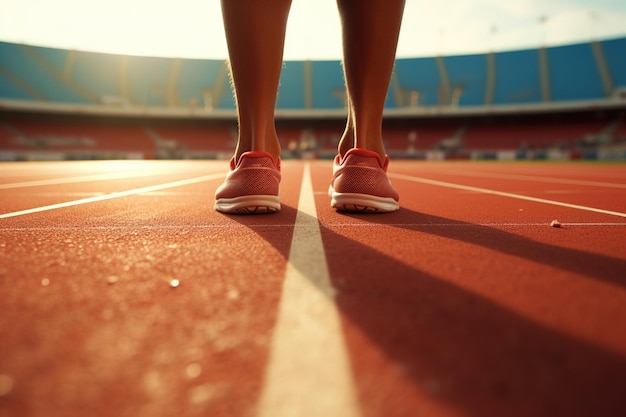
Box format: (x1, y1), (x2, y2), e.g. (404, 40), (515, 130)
(1, 37), (625, 115)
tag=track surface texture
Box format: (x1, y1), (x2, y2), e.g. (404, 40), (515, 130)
(1, 159), (625, 417)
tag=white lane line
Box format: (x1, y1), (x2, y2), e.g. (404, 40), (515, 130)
(0, 174), (224, 219)
(317, 222), (626, 228)
(0, 171), (171, 189)
(389, 173), (626, 218)
(1, 222), (625, 232)
(257, 163), (361, 417)
(418, 169), (626, 189)
(559, 222), (626, 226)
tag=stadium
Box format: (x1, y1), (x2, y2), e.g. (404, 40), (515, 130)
(1, 12), (626, 417)
(1, 36), (625, 161)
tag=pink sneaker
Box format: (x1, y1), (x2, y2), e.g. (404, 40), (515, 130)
(329, 148), (399, 213)
(214, 151), (281, 214)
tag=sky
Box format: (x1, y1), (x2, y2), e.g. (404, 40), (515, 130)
(0, 0), (625, 60)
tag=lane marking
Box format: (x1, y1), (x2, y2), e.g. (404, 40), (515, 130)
(559, 222), (626, 226)
(0, 174), (224, 219)
(2, 222), (625, 232)
(389, 173), (626, 218)
(414, 168), (626, 189)
(315, 222), (626, 228)
(0, 171), (172, 189)
(257, 163), (361, 417)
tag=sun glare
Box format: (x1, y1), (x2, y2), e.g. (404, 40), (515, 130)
(0, 0), (625, 59)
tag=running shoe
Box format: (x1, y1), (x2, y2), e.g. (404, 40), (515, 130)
(329, 148), (399, 212)
(214, 151), (281, 214)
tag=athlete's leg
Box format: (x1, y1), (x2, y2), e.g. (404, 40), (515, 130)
(336, 0), (405, 161)
(220, 0), (292, 164)
(215, 0), (291, 214)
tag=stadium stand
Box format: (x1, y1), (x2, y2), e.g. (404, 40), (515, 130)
(278, 61), (306, 109)
(69, 50), (122, 105)
(1, 36), (625, 160)
(462, 120), (605, 151)
(444, 54), (488, 106)
(0, 43), (90, 103)
(177, 58), (233, 110)
(394, 57), (441, 106)
(0, 115), (156, 160)
(309, 60), (346, 109)
(492, 49), (543, 105)
(148, 122), (235, 159)
(548, 43), (606, 102)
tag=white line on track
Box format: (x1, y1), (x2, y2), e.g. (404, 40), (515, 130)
(0, 171), (171, 189)
(560, 222), (626, 226)
(417, 168), (626, 189)
(2, 222), (625, 232)
(257, 163), (361, 417)
(389, 173), (626, 218)
(315, 222), (626, 228)
(0, 174), (224, 219)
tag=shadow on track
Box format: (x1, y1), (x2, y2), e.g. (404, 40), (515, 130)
(222, 206), (626, 417)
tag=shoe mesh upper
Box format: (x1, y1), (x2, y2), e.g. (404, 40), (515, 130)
(215, 153), (280, 199)
(332, 150), (399, 200)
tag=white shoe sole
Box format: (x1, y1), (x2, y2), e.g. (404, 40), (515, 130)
(329, 188), (399, 213)
(214, 195), (280, 214)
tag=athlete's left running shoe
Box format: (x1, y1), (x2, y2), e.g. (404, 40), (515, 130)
(214, 151), (281, 214)
(329, 148), (399, 213)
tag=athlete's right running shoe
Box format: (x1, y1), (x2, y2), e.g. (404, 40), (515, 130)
(329, 148), (400, 213)
(214, 151), (281, 214)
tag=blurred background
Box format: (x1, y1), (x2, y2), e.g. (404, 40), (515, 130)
(1, 0), (625, 161)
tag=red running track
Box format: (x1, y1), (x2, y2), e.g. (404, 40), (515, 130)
(0, 159), (625, 417)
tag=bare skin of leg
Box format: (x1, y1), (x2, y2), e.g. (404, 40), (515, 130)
(220, 0), (292, 164)
(337, 0), (405, 161)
